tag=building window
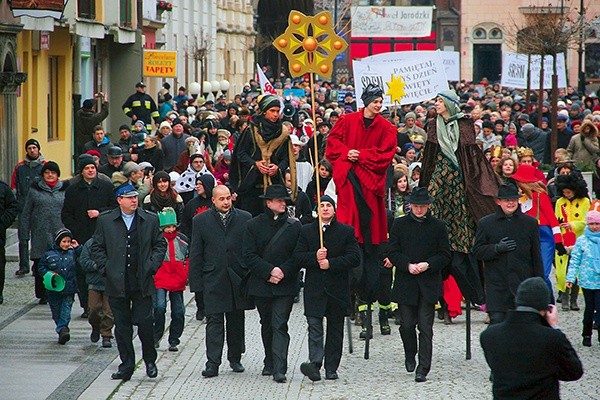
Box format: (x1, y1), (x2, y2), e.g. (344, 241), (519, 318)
(47, 56), (59, 141)
(585, 43), (600, 79)
(120, 0), (133, 27)
(78, 0), (96, 19)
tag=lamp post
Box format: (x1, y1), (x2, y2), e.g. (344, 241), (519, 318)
(189, 82), (201, 100)
(210, 80), (221, 100)
(577, 0), (586, 95)
(202, 81), (212, 99)
(220, 80), (230, 99)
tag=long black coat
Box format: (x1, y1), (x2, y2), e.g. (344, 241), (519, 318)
(61, 177), (116, 243)
(243, 210), (301, 297)
(388, 213), (451, 306)
(473, 208), (543, 312)
(188, 207), (254, 314)
(91, 207), (166, 298)
(480, 311), (583, 400)
(295, 218), (361, 317)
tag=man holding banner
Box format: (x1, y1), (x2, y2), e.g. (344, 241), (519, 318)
(325, 84), (397, 341)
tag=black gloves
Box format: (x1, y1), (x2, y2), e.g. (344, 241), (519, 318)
(495, 237), (517, 253)
(556, 243), (567, 256)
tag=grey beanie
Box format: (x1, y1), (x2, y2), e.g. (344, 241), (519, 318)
(515, 277), (550, 312)
(521, 123), (535, 135)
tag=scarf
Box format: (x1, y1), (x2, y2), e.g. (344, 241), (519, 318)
(150, 189), (178, 210)
(258, 117), (283, 142)
(214, 205), (233, 228)
(25, 154), (45, 168)
(436, 91), (464, 168)
(584, 227), (600, 260)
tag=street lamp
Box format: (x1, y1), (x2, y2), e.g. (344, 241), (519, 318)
(202, 81), (212, 99)
(210, 80), (221, 99)
(220, 80), (230, 98)
(189, 82), (201, 100)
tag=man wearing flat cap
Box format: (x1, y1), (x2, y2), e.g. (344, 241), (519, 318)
(387, 187), (451, 383)
(325, 83), (397, 336)
(295, 195), (360, 382)
(92, 183), (166, 381)
(98, 146), (125, 178)
(473, 184), (544, 325)
(242, 184), (302, 383)
(481, 277), (583, 399)
(230, 94), (297, 216)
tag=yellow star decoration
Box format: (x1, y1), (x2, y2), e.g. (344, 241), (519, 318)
(273, 11), (348, 78)
(386, 74), (406, 104)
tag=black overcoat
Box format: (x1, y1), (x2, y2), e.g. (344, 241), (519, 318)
(473, 207), (544, 312)
(388, 213), (451, 306)
(480, 311), (583, 400)
(188, 207), (254, 314)
(91, 207), (166, 298)
(243, 211), (301, 297)
(294, 218), (361, 317)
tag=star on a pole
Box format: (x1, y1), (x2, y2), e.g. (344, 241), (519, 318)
(386, 74), (406, 104)
(273, 11), (348, 78)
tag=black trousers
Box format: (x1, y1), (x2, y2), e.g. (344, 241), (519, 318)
(31, 259), (47, 301)
(254, 295), (294, 375)
(0, 234), (5, 297)
(306, 299), (345, 373)
(75, 263), (89, 312)
(205, 309), (246, 367)
(109, 292), (157, 374)
(398, 296), (435, 375)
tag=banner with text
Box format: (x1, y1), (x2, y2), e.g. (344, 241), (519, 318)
(365, 50), (460, 82)
(143, 51), (177, 78)
(353, 50), (448, 107)
(501, 51), (567, 89)
(351, 6), (433, 38)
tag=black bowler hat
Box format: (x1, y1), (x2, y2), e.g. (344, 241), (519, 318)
(405, 187), (433, 205)
(259, 184), (290, 200)
(496, 184), (520, 200)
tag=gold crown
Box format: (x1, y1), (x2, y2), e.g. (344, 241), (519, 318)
(490, 145), (503, 159)
(517, 146), (534, 158)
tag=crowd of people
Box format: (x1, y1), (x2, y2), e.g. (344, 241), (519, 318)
(1, 73), (600, 396)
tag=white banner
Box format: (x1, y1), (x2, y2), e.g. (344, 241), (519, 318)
(501, 52), (567, 89)
(365, 50), (460, 82)
(351, 6), (433, 38)
(353, 50), (449, 107)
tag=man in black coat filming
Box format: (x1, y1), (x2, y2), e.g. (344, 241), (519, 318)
(295, 195), (360, 382)
(387, 187), (451, 383)
(242, 184), (301, 383)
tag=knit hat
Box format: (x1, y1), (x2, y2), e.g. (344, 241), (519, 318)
(25, 138), (41, 150)
(320, 194), (336, 210)
(586, 210), (600, 224)
(159, 121), (172, 130)
(78, 155), (96, 172)
(222, 149), (232, 161)
(82, 99), (95, 109)
(258, 94), (281, 113)
(404, 112), (416, 122)
(119, 124), (131, 132)
(153, 171), (171, 187)
(361, 83), (384, 107)
(521, 123), (535, 135)
(41, 161), (61, 177)
(515, 277), (550, 311)
(54, 227), (72, 246)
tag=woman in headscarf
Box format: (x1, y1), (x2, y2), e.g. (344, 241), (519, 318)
(419, 90), (499, 307)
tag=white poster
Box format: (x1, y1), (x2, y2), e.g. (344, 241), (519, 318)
(351, 6), (433, 38)
(501, 51), (567, 89)
(365, 50), (460, 82)
(353, 50), (449, 107)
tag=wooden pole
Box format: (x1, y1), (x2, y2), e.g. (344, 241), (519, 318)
(310, 72), (324, 248)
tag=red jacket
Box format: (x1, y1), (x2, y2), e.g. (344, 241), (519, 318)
(521, 191), (562, 243)
(326, 110), (397, 244)
(154, 231), (189, 291)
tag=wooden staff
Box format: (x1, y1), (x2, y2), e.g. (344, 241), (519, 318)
(309, 72), (324, 248)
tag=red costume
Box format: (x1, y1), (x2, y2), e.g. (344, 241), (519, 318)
(326, 111), (397, 244)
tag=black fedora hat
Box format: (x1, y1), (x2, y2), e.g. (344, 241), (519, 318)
(496, 184), (520, 200)
(405, 187), (433, 205)
(259, 184), (290, 200)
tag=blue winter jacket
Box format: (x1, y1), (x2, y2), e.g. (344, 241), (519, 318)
(566, 229), (600, 290)
(38, 245), (79, 295)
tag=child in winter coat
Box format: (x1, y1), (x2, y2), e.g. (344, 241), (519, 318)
(566, 210), (600, 347)
(153, 207), (189, 351)
(38, 228), (80, 344)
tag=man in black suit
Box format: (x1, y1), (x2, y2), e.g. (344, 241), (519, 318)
(481, 277), (583, 399)
(92, 183), (166, 381)
(188, 185), (254, 378)
(242, 184), (302, 383)
(295, 195), (360, 381)
(387, 187), (451, 383)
